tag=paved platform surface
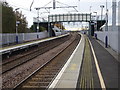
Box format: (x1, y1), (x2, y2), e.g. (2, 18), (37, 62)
(77, 35), (101, 89)
(89, 37), (119, 89)
(48, 34), (85, 89)
(96, 39), (119, 61)
(49, 34), (119, 89)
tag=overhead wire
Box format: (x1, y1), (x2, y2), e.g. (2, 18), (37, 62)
(56, 2), (70, 13)
(30, 0), (34, 11)
(8, 3), (37, 14)
(56, 1), (78, 12)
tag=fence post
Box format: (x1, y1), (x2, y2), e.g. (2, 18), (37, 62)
(16, 35), (18, 43)
(37, 34), (39, 39)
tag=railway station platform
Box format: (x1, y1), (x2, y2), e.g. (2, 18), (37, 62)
(0, 34), (69, 54)
(48, 34), (119, 89)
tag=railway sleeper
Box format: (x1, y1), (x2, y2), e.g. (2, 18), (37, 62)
(22, 85), (47, 88)
(34, 76), (54, 79)
(42, 68), (59, 71)
(24, 82), (49, 86)
(28, 82), (49, 84)
(43, 64), (62, 69)
(31, 78), (52, 82)
(37, 71), (57, 74)
(36, 75), (56, 79)
(35, 75), (54, 78)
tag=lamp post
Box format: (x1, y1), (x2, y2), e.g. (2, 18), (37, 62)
(15, 8), (20, 43)
(78, 0), (81, 12)
(105, 0), (108, 31)
(93, 12), (97, 31)
(35, 8), (40, 39)
(90, 6), (92, 14)
(100, 5), (104, 29)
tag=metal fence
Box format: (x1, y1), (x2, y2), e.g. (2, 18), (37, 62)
(0, 31), (48, 45)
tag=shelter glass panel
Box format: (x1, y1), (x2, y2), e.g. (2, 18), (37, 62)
(79, 14), (82, 21)
(72, 15), (74, 21)
(49, 16), (53, 22)
(64, 15), (68, 21)
(56, 16), (59, 22)
(59, 15), (63, 21)
(75, 14), (79, 21)
(52, 16), (56, 22)
(67, 15), (71, 21)
(87, 15), (91, 21)
(83, 15), (86, 21)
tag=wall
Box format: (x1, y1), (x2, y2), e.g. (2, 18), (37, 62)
(95, 30), (119, 53)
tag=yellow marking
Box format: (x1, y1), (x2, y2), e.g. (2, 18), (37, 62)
(23, 86), (40, 88)
(88, 38), (106, 89)
(92, 78), (94, 90)
(80, 36), (94, 89)
(29, 82), (49, 84)
(69, 64), (77, 70)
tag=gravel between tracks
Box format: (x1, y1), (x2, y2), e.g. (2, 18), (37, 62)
(2, 34), (76, 88)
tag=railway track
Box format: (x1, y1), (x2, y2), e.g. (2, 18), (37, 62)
(2, 34), (71, 74)
(14, 33), (81, 89)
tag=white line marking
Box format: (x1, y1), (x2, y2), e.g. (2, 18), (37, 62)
(48, 34), (83, 89)
(88, 38), (106, 89)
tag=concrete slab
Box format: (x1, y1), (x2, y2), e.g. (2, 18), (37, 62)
(96, 39), (119, 61)
(57, 73), (79, 80)
(55, 80), (77, 88)
(64, 63), (80, 73)
(89, 37), (118, 88)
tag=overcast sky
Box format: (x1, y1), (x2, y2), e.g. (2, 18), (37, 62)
(3, 0), (120, 28)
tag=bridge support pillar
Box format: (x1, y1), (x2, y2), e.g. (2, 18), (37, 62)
(89, 22), (92, 36)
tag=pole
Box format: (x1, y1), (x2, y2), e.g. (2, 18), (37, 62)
(100, 5), (104, 30)
(89, 22), (91, 36)
(48, 16), (51, 37)
(112, 0), (116, 31)
(78, 0), (80, 12)
(93, 12), (97, 31)
(90, 6), (92, 14)
(35, 8), (40, 38)
(105, 0), (108, 31)
(53, 0), (55, 9)
(96, 12), (98, 31)
(15, 8), (19, 43)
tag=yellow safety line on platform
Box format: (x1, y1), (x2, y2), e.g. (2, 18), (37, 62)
(80, 36), (94, 89)
(88, 38), (106, 89)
